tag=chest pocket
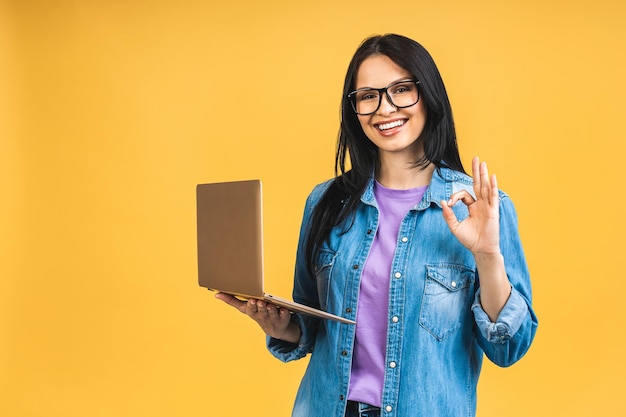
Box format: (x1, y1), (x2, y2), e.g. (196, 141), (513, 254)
(419, 263), (476, 341)
(314, 248), (337, 311)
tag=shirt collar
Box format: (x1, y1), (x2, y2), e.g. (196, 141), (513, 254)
(360, 166), (473, 211)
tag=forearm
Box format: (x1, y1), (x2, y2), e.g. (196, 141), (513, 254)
(474, 252), (512, 321)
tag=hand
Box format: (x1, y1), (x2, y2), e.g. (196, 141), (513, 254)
(441, 157), (500, 256)
(214, 292), (300, 343)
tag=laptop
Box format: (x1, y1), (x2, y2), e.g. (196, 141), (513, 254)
(196, 179), (355, 325)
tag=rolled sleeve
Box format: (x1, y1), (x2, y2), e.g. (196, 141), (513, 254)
(472, 287), (528, 344)
(472, 286), (537, 367)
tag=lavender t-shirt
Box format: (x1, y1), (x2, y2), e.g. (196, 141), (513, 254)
(347, 181), (428, 406)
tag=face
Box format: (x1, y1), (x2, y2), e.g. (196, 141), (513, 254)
(353, 54), (427, 160)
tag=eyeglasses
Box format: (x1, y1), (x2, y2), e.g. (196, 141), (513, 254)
(347, 79), (421, 116)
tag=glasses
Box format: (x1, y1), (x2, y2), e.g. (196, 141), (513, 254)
(348, 79), (421, 116)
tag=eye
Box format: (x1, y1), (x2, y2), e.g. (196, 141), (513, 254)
(357, 90), (379, 102)
(391, 82), (415, 95)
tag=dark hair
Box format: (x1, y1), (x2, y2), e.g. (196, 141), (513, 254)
(305, 34), (465, 276)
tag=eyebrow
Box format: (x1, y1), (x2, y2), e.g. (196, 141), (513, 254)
(354, 78), (415, 91)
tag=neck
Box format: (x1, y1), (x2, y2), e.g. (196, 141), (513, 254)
(376, 159), (435, 190)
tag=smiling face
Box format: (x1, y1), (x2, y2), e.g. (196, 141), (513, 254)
(354, 54), (427, 161)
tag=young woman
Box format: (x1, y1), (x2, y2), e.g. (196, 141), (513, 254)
(217, 33), (538, 417)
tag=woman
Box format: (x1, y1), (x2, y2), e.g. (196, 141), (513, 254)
(217, 33), (537, 417)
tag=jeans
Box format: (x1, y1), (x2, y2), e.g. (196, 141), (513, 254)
(345, 401), (381, 417)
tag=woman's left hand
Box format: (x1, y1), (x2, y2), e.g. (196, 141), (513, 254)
(441, 156), (500, 256)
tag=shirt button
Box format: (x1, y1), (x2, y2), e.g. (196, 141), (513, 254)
(367, 229), (373, 235)
(391, 316), (399, 323)
(353, 264), (359, 270)
(451, 281), (457, 288)
(385, 405), (393, 412)
(401, 236), (408, 243)
(341, 350), (348, 356)
(394, 272), (402, 279)
(346, 307), (352, 313)
(389, 361), (397, 368)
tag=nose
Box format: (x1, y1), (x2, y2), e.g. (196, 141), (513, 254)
(376, 93), (396, 115)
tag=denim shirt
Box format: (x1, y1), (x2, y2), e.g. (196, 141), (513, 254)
(267, 167), (538, 417)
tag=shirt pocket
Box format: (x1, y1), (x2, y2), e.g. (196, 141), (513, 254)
(419, 263), (476, 341)
(314, 248), (337, 311)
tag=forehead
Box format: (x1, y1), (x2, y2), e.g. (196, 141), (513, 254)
(355, 55), (412, 89)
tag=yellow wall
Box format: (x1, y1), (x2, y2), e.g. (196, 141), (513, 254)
(2, 0), (625, 415)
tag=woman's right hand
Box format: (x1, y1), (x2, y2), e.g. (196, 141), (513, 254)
(214, 292), (301, 344)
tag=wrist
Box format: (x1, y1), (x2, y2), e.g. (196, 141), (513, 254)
(473, 251), (504, 264)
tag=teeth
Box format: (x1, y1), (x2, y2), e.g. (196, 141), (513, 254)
(378, 120), (404, 131)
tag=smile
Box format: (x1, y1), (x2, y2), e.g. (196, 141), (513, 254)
(377, 120), (406, 131)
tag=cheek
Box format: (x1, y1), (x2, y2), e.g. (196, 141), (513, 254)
(356, 116), (376, 139)
(412, 105), (428, 132)
(356, 115), (369, 130)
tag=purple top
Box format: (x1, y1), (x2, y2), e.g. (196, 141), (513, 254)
(348, 181), (428, 406)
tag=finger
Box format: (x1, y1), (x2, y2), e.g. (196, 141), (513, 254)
(478, 160), (499, 207)
(266, 303), (281, 320)
(215, 292), (248, 311)
(479, 161), (490, 201)
(447, 190), (476, 207)
(441, 199), (463, 233)
(274, 306), (295, 325)
(490, 173), (499, 206)
(247, 298), (265, 315)
(279, 307), (292, 320)
(472, 156), (481, 197)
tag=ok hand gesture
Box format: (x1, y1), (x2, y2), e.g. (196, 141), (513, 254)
(441, 156), (500, 256)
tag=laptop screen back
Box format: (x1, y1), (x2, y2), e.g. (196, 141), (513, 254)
(196, 180), (264, 297)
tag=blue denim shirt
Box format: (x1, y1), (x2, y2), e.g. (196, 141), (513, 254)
(268, 167), (538, 417)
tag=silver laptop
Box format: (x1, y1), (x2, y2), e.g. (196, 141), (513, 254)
(196, 179), (355, 325)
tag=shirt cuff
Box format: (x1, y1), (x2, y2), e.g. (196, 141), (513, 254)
(472, 287), (528, 344)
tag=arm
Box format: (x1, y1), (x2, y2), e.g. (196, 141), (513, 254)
(441, 157), (511, 319)
(442, 157), (538, 366)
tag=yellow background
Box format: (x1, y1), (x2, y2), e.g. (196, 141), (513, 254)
(2, 0), (625, 416)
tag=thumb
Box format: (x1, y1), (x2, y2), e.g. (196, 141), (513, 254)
(440, 200), (460, 232)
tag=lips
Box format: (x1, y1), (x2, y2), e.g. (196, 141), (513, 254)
(376, 119), (406, 132)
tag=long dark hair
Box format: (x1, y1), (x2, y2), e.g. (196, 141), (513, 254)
(305, 34), (465, 276)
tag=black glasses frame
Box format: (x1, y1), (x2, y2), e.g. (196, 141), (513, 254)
(347, 79), (421, 116)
